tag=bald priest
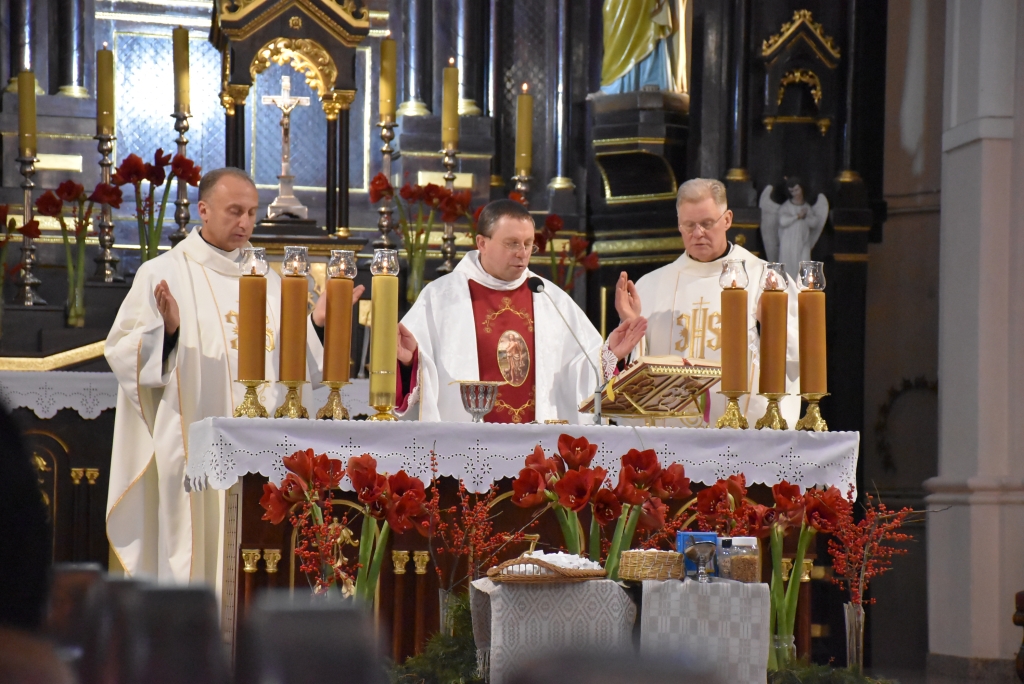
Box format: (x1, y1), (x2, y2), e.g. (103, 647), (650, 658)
(104, 168), (362, 587)
(395, 199), (646, 424)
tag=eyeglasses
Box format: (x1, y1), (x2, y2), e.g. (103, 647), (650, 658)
(485, 236), (539, 255)
(679, 209), (729, 235)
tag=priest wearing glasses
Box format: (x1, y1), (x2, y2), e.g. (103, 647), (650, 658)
(395, 199), (647, 423)
(614, 178), (801, 426)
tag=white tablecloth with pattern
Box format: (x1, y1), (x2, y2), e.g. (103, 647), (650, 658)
(641, 579), (771, 684)
(185, 417), (859, 494)
(0, 371), (119, 419)
(470, 578), (637, 684)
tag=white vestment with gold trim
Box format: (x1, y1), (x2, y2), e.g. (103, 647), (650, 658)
(104, 228), (322, 587)
(632, 244), (801, 426)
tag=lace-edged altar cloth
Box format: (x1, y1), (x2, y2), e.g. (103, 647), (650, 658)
(186, 417), (859, 495)
(0, 371), (119, 419)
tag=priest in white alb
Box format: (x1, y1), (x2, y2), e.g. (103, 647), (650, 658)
(396, 199), (646, 424)
(105, 167), (362, 587)
(615, 178), (801, 425)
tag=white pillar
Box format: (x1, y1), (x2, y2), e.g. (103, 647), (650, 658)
(927, 0), (1024, 677)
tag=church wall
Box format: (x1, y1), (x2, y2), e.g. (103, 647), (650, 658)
(861, 0), (944, 669)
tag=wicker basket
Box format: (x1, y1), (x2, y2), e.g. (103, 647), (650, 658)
(618, 549), (684, 581)
(486, 556), (606, 583)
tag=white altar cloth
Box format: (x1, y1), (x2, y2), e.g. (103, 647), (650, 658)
(0, 371), (119, 419)
(186, 417), (859, 494)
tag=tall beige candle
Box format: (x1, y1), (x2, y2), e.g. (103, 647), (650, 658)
(798, 290), (827, 394)
(369, 274), (399, 404)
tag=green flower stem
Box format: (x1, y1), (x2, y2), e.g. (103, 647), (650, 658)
(553, 506), (580, 555)
(58, 214), (74, 302)
(363, 521), (391, 603)
(588, 507), (601, 562)
(134, 184), (147, 261)
(770, 525), (787, 630)
(782, 523), (816, 637)
(355, 509), (374, 596)
(604, 504), (633, 581)
(151, 175), (174, 260)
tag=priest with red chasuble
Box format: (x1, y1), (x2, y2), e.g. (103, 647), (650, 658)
(395, 200), (646, 424)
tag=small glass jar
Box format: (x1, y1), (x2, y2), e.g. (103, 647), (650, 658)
(798, 260), (826, 291)
(327, 249), (357, 279)
(283, 245), (310, 276)
(239, 247), (268, 276)
(719, 259), (749, 289)
(718, 538), (733, 579)
(370, 248), (400, 276)
(729, 536), (761, 582)
(760, 262), (787, 292)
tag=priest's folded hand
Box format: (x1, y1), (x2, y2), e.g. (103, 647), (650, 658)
(397, 322), (418, 366)
(310, 282), (366, 327)
(154, 280), (179, 335)
(607, 316), (647, 360)
(614, 271), (642, 321)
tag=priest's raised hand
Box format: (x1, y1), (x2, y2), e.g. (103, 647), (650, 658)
(154, 280), (179, 334)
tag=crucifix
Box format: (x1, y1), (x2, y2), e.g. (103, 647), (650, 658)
(261, 75), (310, 219)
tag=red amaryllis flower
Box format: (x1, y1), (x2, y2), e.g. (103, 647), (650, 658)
(804, 486), (851, 533)
(88, 183), (123, 209)
(650, 463), (692, 501)
(534, 231), (548, 255)
(525, 444), (561, 479)
(580, 251), (599, 271)
(553, 468), (595, 512)
(638, 496), (668, 532)
(556, 434), (597, 470)
(56, 180), (84, 203)
(170, 154), (201, 186)
(511, 467), (547, 508)
(145, 149), (169, 186)
(695, 481), (728, 515)
(17, 220), (40, 239)
(283, 448), (316, 484)
(0, 205), (8, 228)
(587, 466), (608, 497)
(473, 204), (485, 223)
(544, 214), (563, 234)
(358, 472), (389, 510)
(346, 454), (378, 491)
(423, 183), (446, 206)
(34, 191), (63, 218)
(592, 488), (621, 526)
(369, 172), (393, 203)
(153, 148), (172, 168)
(387, 490), (429, 535)
(773, 480), (806, 526)
(620, 448), (661, 487)
(112, 153), (146, 186)
(725, 474), (747, 502)
(312, 454), (345, 490)
(400, 183), (425, 203)
(744, 504), (777, 538)
(613, 466), (651, 506)
(279, 473), (308, 504)
(509, 191), (527, 206)
(569, 235), (589, 259)
(259, 482), (290, 524)
(388, 470), (426, 499)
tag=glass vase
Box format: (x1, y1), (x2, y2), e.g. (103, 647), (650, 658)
(438, 588), (456, 636)
(773, 634), (796, 669)
(844, 602), (865, 674)
(406, 250), (426, 304)
(66, 282), (85, 328)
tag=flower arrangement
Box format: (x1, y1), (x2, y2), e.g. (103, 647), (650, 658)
(532, 211), (598, 295)
(0, 205), (40, 336)
(369, 172), (475, 303)
(510, 435), (692, 580)
(260, 449), (429, 602)
(112, 149), (201, 262)
(33, 181), (123, 327)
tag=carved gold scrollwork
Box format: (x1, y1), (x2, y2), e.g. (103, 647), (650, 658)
(263, 548), (282, 573)
(392, 550), (411, 575)
(321, 89), (356, 120)
(777, 68), (822, 106)
(220, 84), (251, 116)
(250, 37), (337, 98)
(412, 550), (430, 575)
(762, 10), (840, 59)
(241, 548), (262, 573)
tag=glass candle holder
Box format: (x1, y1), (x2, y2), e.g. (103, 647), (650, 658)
(240, 247), (269, 276)
(327, 249), (358, 279)
(370, 248), (400, 276)
(798, 260), (825, 291)
(719, 259), (749, 289)
(760, 262), (787, 291)
(283, 245), (310, 276)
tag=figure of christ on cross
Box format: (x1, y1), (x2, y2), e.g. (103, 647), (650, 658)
(261, 74), (310, 219)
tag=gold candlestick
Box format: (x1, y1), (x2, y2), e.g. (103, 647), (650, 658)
(316, 380), (351, 420)
(795, 392), (829, 431)
(436, 144), (459, 275)
(234, 380), (269, 418)
(275, 380), (309, 419)
(716, 390), (749, 429)
(368, 389), (397, 422)
(755, 392), (788, 430)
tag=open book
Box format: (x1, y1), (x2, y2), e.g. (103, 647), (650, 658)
(578, 356), (721, 419)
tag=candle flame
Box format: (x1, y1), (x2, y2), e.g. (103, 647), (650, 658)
(449, 57), (455, 66)
(251, 266), (256, 276)
(103, 41), (108, 49)
(386, 30), (391, 37)
(522, 83), (528, 93)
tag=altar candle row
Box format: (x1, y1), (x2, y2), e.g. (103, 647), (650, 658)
(236, 248), (356, 388)
(718, 260), (827, 398)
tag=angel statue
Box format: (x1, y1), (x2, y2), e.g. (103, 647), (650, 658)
(759, 177), (829, 277)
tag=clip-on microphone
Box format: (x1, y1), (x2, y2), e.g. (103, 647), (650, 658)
(527, 276), (608, 425)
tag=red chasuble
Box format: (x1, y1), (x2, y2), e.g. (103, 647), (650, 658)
(468, 280), (536, 423)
